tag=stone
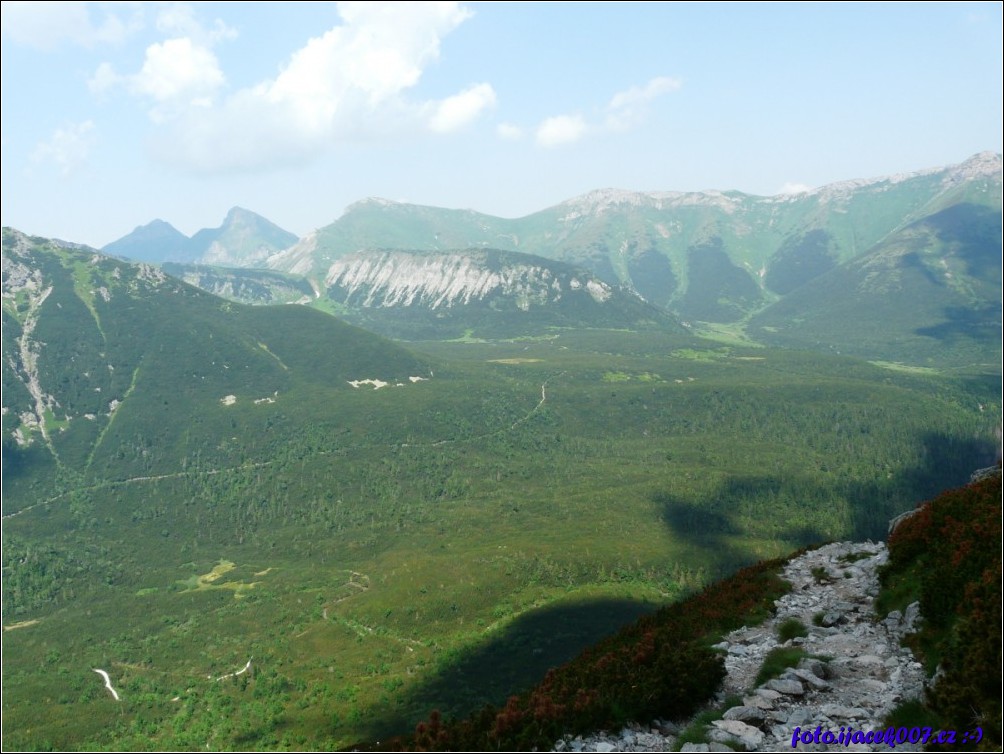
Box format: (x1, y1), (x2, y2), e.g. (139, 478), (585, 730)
(821, 612), (843, 627)
(792, 668), (831, 690)
(785, 707), (813, 727)
(766, 678), (804, 695)
(820, 703), (868, 719)
(594, 742), (616, 753)
(723, 706), (767, 723)
(742, 694), (774, 709)
(711, 719), (764, 749)
(680, 744), (709, 752)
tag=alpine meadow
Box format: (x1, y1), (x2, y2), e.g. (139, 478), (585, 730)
(1, 3), (1002, 752)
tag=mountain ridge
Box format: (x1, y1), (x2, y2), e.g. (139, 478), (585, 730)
(102, 207), (297, 267)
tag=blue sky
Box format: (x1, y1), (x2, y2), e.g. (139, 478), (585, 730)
(2, 1), (1001, 247)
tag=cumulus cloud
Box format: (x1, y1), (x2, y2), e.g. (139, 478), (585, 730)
(89, 6), (230, 120)
(97, 1), (490, 172)
(531, 75), (681, 149)
(427, 83), (496, 133)
(1, 1), (142, 50)
(31, 121), (96, 175)
(133, 38), (225, 111)
(535, 114), (587, 148)
(605, 76), (681, 130)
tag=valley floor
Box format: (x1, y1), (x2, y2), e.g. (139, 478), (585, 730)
(556, 541), (927, 752)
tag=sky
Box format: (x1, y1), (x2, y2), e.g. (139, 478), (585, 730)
(2, 1), (1002, 248)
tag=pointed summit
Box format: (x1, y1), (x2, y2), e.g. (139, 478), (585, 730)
(102, 219), (193, 263)
(191, 207), (298, 268)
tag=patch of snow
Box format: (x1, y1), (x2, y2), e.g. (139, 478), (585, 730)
(347, 379), (388, 390)
(221, 395), (237, 405)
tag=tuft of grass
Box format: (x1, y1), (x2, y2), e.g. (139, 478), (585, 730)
(754, 647), (806, 686)
(776, 617), (808, 642)
(673, 695), (742, 750)
(810, 566), (833, 584)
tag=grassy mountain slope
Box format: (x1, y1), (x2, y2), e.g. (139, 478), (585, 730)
(269, 154), (1000, 309)
(748, 202), (1002, 368)
(262, 153), (1001, 365)
(1, 228), (428, 504)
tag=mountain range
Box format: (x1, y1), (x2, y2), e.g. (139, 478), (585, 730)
(105, 152), (1002, 365)
(103, 206), (297, 267)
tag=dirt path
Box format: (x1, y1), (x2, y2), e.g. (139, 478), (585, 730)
(92, 668), (121, 701)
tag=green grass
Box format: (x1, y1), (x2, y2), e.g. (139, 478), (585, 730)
(674, 697), (742, 750)
(754, 647), (807, 685)
(776, 617), (808, 643)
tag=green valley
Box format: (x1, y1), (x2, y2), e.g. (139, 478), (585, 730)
(2, 231), (999, 750)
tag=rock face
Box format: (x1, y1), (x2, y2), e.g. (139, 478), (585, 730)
(554, 542), (929, 752)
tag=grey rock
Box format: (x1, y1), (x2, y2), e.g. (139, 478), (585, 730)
(785, 707), (813, 727)
(742, 694), (774, 709)
(711, 719), (764, 749)
(821, 612), (843, 627)
(680, 745), (709, 752)
(766, 678), (805, 695)
(723, 706), (767, 723)
(594, 742), (616, 753)
(821, 703), (869, 719)
(792, 668), (831, 690)
(797, 658), (829, 678)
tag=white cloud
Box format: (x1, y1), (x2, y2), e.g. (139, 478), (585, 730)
(90, 36), (226, 122)
(155, 3), (236, 44)
(427, 83), (496, 133)
(496, 122), (523, 140)
(31, 121), (96, 175)
(531, 76), (680, 149)
(535, 114), (587, 148)
(88, 5), (231, 120)
(1, 1), (142, 50)
(779, 182), (813, 195)
(605, 76), (681, 131)
(138, 1), (484, 172)
(133, 38), (225, 104)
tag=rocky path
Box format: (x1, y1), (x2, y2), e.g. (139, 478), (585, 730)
(555, 542), (927, 752)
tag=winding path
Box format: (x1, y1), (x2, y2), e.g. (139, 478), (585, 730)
(213, 658), (252, 682)
(92, 668), (120, 701)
